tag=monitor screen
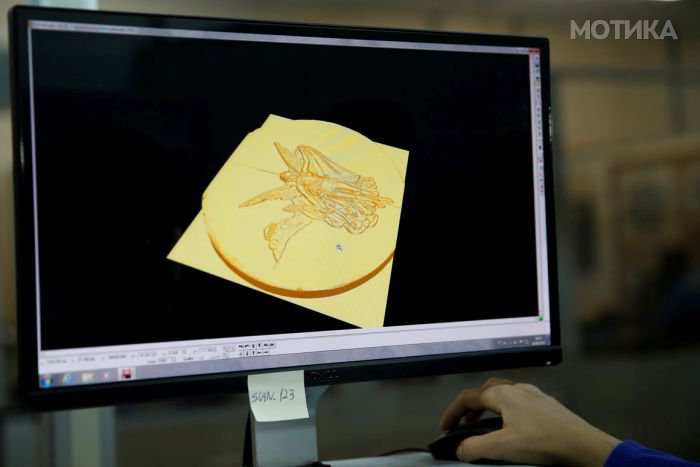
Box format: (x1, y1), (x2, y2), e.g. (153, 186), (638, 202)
(10, 6), (560, 407)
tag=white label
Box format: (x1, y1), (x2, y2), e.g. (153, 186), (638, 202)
(247, 371), (309, 422)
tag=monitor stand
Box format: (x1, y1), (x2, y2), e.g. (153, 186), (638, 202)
(245, 385), (329, 467)
(244, 386), (532, 467)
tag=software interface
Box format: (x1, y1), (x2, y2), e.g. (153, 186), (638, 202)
(25, 19), (552, 388)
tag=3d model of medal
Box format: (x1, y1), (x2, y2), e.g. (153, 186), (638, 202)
(168, 115), (408, 328)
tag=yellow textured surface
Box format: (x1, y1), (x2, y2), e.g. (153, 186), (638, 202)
(168, 115), (408, 328)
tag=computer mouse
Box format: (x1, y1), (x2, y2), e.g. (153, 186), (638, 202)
(428, 416), (504, 463)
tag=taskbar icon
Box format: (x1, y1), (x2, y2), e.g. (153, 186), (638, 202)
(39, 374), (54, 388)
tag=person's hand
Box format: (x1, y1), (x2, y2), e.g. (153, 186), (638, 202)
(440, 378), (621, 467)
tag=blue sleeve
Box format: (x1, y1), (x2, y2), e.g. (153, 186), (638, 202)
(605, 440), (700, 467)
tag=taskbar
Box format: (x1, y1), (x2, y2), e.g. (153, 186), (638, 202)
(37, 334), (550, 389)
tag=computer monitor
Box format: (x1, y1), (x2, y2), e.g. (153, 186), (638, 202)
(9, 6), (560, 411)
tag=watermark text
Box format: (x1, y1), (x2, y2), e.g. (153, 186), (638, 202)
(570, 20), (677, 40)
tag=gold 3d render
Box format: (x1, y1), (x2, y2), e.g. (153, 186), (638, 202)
(168, 115), (409, 328)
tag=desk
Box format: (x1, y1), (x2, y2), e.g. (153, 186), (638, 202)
(330, 452), (532, 466)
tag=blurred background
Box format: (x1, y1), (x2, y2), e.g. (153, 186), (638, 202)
(1, 0), (700, 465)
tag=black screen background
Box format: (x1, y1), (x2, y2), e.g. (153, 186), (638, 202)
(30, 29), (539, 350)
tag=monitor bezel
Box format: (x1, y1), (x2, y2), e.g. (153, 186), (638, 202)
(10, 5), (561, 411)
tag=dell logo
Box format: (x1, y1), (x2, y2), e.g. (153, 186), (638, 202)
(309, 370), (340, 383)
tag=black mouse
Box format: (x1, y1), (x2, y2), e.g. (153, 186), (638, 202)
(428, 416), (506, 463)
